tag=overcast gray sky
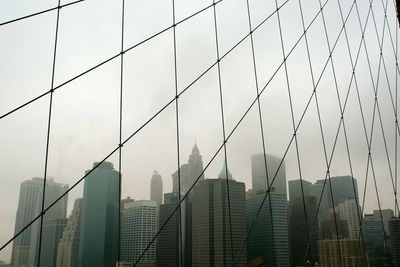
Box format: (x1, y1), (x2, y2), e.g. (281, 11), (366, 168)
(0, 0), (399, 262)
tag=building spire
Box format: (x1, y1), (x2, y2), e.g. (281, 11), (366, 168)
(218, 161), (233, 180)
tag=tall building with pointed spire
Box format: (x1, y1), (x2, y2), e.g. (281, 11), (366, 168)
(172, 144), (205, 195)
(151, 171), (163, 208)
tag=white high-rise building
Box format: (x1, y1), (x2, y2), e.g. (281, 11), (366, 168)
(120, 200), (157, 264)
(11, 177), (68, 267)
(336, 198), (361, 239)
(56, 198), (83, 267)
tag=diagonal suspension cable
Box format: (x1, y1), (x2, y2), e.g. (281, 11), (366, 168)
(0, 0), (225, 121)
(171, 0), (184, 265)
(211, 0), (235, 264)
(37, 0), (62, 266)
(0, 0), (84, 27)
(244, 0), (278, 265)
(0, 0), (292, 253)
(117, 0), (125, 265)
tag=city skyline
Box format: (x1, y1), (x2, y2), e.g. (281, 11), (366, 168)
(1, 0), (399, 265)
(4, 146), (399, 266)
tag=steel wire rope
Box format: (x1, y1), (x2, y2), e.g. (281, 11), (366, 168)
(395, 0), (399, 218)
(0, 0), (225, 121)
(37, 0), (61, 266)
(295, 0), (326, 265)
(296, 0), (367, 265)
(0, 0), (292, 253)
(274, 0), (317, 266)
(369, 0), (400, 216)
(233, 0), (372, 263)
(244, 0), (278, 265)
(171, 0), (184, 265)
(117, 0), (125, 265)
(0, 0), (84, 27)
(211, 0), (235, 264)
(352, 0), (394, 263)
(333, 0), (372, 264)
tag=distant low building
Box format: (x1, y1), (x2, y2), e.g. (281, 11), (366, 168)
(318, 238), (366, 267)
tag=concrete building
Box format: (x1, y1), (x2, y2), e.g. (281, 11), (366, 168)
(363, 213), (389, 267)
(11, 177), (68, 267)
(246, 189), (288, 267)
(318, 239), (365, 267)
(251, 154), (287, 196)
(151, 171), (163, 208)
(336, 199), (361, 239)
(389, 217), (400, 267)
(288, 179), (312, 203)
(121, 200), (157, 265)
(192, 178), (247, 267)
(329, 176), (359, 207)
(157, 192), (179, 267)
(56, 198), (83, 267)
(79, 161), (120, 267)
(289, 196), (318, 267)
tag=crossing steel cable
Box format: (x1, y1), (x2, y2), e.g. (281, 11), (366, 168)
(353, 0), (394, 262)
(0, 0), (84, 27)
(290, 0), (379, 264)
(171, 0), (184, 265)
(396, 0), (399, 218)
(369, 0), (400, 216)
(117, 0), (125, 265)
(295, 0), (325, 265)
(0, 1), (224, 121)
(234, 0), (370, 263)
(37, 0), (61, 266)
(334, 0), (371, 264)
(244, 0), (278, 265)
(274, 0), (317, 266)
(211, 0), (235, 264)
(0, 0), (292, 253)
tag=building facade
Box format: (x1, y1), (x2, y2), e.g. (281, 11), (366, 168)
(78, 162), (120, 267)
(56, 198), (83, 267)
(11, 177), (68, 267)
(246, 189), (288, 267)
(251, 154), (287, 196)
(121, 200), (157, 264)
(151, 171), (163, 208)
(192, 178), (247, 267)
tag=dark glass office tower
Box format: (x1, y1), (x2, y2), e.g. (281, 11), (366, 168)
(78, 162), (120, 267)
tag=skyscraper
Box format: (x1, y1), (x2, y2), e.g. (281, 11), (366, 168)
(246, 189), (288, 267)
(335, 198), (361, 239)
(120, 200), (157, 265)
(251, 154), (287, 196)
(11, 177), (68, 267)
(192, 178), (247, 267)
(78, 161), (120, 267)
(172, 144), (204, 195)
(157, 192), (179, 267)
(288, 196), (318, 267)
(56, 198), (83, 267)
(329, 176), (359, 207)
(288, 179), (311, 203)
(151, 171), (163, 208)
(389, 217), (400, 267)
(363, 213), (389, 267)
